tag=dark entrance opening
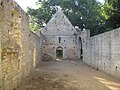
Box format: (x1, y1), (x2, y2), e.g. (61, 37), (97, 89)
(79, 37), (83, 60)
(56, 47), (63, 59)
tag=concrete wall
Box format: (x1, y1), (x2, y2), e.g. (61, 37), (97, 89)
(83, 28), (120, 79)
(0, 0), (42, 90)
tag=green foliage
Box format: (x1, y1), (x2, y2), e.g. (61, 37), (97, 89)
(102, 0), (120, 30)
(27, 0), (106, 36)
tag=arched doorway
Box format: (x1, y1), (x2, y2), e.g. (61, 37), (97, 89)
(56, 46), (63, 59)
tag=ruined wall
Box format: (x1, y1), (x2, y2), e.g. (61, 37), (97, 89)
(83, 28), (120, 79)
(43, 35), (77, 60)
(42, 10), (78, 60)
(0, 0), (42, 90)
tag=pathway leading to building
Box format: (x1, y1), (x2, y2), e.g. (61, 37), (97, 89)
(17, 60), (120, 90)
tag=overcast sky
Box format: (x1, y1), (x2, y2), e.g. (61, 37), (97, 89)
(14, 0), (105, 12)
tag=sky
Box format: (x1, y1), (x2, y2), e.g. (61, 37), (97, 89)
(14, 0), (105, 12)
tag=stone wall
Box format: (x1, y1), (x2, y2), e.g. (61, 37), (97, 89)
(43, 35), (77, 60)
(42, 10), (78, 60)
(83, 28), (120, 79)
(0, 0), (42, 90)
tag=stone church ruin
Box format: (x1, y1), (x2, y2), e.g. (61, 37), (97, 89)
(0, 0), (120, 90)
(41, 9), (83, 60)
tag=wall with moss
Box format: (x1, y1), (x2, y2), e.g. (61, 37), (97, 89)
(0, 0), (42, 90)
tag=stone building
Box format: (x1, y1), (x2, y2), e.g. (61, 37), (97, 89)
(0, 0), (84, 88)
(1, 0), (120, 90)
(41, 9), (83, 60)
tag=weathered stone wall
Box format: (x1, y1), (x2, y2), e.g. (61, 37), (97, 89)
(83, 28), (120, 79)
(42, 10), (78, 60)
(43, 35), (76, 60)
(0, 0), (42, 90)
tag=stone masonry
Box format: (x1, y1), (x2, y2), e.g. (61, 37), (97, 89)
(82, 28), (120, 79)
(0, 0), (120, 90)
(0, 0), (42, 90)
(41, 9), (82, 60)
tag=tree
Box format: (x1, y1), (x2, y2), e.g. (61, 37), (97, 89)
(103, 0), (120, 30)
(27, 0), (105, 36)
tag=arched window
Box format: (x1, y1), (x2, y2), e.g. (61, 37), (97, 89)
(58, 37), (62, 43)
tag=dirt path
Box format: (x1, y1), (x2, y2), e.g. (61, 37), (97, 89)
(17, 60), (120, 90)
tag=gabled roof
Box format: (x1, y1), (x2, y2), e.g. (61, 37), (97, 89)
(42, 9), (77, 35)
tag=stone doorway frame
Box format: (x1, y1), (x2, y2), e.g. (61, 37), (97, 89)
(56, 46), (63, 59)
